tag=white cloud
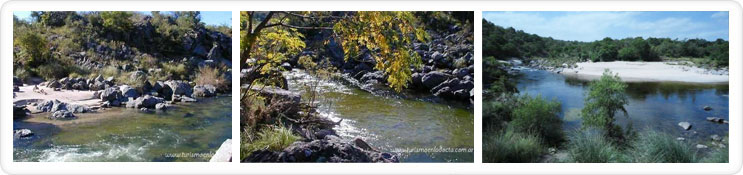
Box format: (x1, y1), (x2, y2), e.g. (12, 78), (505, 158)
(483, 11), (720, 41)
(711, 11), (728, 18)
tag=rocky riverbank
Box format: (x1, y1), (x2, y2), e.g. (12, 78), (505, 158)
(242, 86), (398, 163)
(272, 23), (474, 105)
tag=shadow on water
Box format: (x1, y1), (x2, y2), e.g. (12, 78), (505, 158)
(13, 96), (232, 162)
(516, 68), (729, 143)
(285, 69), (474, 163)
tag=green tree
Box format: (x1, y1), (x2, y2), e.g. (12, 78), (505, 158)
(241, 11), (428, 92)
(100, 11), (133, 34)
(581, 69), (629, 140)
(15, 31), (49, 68)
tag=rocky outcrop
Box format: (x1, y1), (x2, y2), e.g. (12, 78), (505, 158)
(49, 110), (76, 120)
(163, 80), (192, 101)
(14, 129), (33, 139)
(193, 85), (216, 97)
(35, 99), (90, 113)
(244, 135), (398, 163)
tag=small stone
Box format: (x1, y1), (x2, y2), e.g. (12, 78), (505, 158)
(676, 137), (685, 141)
(703, 106), (712, 111)
(696, 144), (708, 149)
(13, 129), (33, 138)
(711, 135), (722, 142)
(678, 122), (692, 130)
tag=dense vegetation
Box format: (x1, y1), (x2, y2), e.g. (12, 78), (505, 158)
(13, 11), (231, 86)
(482, 19), (729, 68)
(241, 11), (473, 161)
(483, 69), (728, 163)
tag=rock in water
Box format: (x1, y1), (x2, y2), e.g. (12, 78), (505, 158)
(193, 85), (217, 97)
(126, 95), (165, 109)
(678, 122), (692, 130)
(696, 144), (708, 149)
(49, 110), (76, 120)
(13, 129), (33, 139)
(181, 96), (198, 102)
(703, 106), (712, 111)
(100, 87), (123, 103)
(120, 85), (139, 99)
(711, 135), (722, 142)
(209, 139), (232, 162)
(155, 103), (167, 110)
(421, 71), (452, 89)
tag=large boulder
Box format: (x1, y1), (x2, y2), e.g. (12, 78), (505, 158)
(100, 87), (123, 103)
(244, 136), (397, 163)
(193, 85), (217, 97)
(421, 71), (452, 89)
(13, 129), (33, 139)
(49, 110), (76, 120)
(126, 95), (164, 109)
(13, 77), (23, 86)
(163, 80), (192, 100)
(13, 105), (28, 119)
(120, 85), (139, 99)
(129, 71), (147, 83)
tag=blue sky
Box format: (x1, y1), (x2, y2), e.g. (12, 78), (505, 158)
(14, 11), (231, 27)
(483, 11), (728, 42)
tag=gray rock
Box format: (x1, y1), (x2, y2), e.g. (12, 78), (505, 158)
(13, 129), (33, 138)
(181, 96), (198, 102)
(711, 134), (722, 142)
(49, 110), (76, 120)
(100, 87), (122, 102)
(703, 106), (712, 111)
(209, 139), (232, 162)
(129, 71), (147, 82)
(120, 85), (139, 99)
(13, 77), (23, 86)
(164, 80), (192, 100)
(106, 76), (115, 83)
(247, 86), (301, 114)
(126, 95), (164, 109)
(421, 71), (452, 89)
(155, 103), (167, 110)
(95, 75), (104, 82)
(193, 85), (217, 97)
(678, 122), (692, 130)
(696, 144), (708, 149)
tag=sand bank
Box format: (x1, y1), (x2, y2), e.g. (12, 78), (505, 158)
(560, 61), (729, 83)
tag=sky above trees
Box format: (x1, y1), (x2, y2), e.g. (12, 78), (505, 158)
(483, 11), (728, 42)
(14, 11), (232, 27)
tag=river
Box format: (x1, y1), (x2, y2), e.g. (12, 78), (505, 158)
(13, 96), (232, 162)
(515, 68), (729, 143)
(284, 69), (474, 162)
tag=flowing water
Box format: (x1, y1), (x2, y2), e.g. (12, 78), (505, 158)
(515, 68), (729, 143)
(13, 96), (232, 162)
(284, 69), (474, 162)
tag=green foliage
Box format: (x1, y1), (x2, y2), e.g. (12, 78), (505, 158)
(240, 126), (300, 159)
(100, 11), (133, 34)
(162, 63), (189, 80)
(38, 11), (76, 27)
(483, 126), (545, 163)
(15, 31), (49, 68)
(482, 56), (517, 98)
(631, 131), (697, 163)
(701, 147), (729, 163)
(564, 129), (625, 163)
(34, 63), (71, 80)
(510, 95), (564, 146)
(581, 69), (629, 140)
(482, 20), (729, 68)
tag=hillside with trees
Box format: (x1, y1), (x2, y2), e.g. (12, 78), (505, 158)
(482, 19), (729, 68)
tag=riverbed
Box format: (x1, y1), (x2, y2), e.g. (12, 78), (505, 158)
(13, 96), (232, 162)
(284, 69), (474, 162)
(516, 68), (729, 143)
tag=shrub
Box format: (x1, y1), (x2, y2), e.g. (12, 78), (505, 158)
(15, 31), (49, 68)
(100, 11), (133, 34)
(510, 95), (564, 146)
(195, 66), (227, 90)
(565, 129), (625, 163)
(581, 69), (629, 141)
(34, 64), (70, 80)
(483, 126), (545, 163)
(631, 131), (697, 163)
(240, 126), (299, 159)
(14, 68), (32, 82)
(163, 63), (189, 80)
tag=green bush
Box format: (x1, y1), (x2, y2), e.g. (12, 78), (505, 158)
(15, 31), (49, 68)
(631, 131), (697, 163)
(565, 129), (625, 163)
(240, 126), (299, 159)
(34, 64), (70, 80)
(163, 63), (189, 80)
(510, 95), (564, 146)
(100, 11), (133, 34)
(483, 126), (545, 163)
(581, 69), (629, 141)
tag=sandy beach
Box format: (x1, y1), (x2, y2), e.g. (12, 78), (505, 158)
(13, 85), (101, 106)
(560, 61), (729, 83)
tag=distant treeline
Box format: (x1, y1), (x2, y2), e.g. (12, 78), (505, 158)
(482, 19), (729, 68)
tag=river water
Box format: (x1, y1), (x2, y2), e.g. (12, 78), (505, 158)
(284, 69), (474, 162)
(13, 96), (232, 162)
(515, 68), (729, 143)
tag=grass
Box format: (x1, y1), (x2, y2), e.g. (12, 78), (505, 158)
(564, 129), (625, 163)
(631, 131), (698, 163)
(195, 66), (228, 91)
(240, 126), (300, 160)
(483, 126), (545, 163)
(700, 148), (729, 163)
(163, 63), (189, 80)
